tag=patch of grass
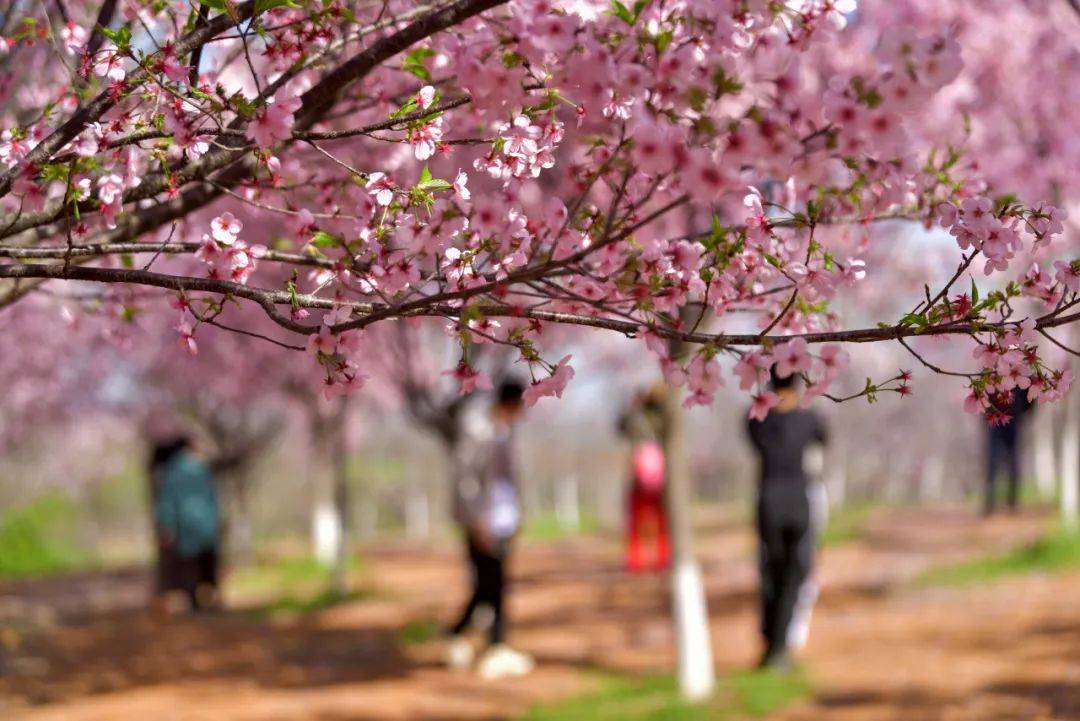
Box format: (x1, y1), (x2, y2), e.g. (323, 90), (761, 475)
(229, 554), (369, 615)
(519, 669), (811, 721)
(728, 668), (812, 717)
(917, 528), (1080, 587)
(0, 494), (90, 578)
(820, 503), (875, 548)
(254, 588), (371, 617)
(522, 512), (601, 541)
(399, 617), (441, 644)
(232, 555), (363, 592)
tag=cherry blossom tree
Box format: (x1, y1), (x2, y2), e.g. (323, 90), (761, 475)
(0, 0), (1074, 412)
(2, 0), (1079, 697)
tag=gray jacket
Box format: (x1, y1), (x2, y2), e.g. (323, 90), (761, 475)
(451, 409), (521, 538)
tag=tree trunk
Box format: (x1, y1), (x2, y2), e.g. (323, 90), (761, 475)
(1033, 403), (1057, 499)
(1061, 390), (1079, 532)
(357, 494), (378, 539)
(555, 474), (580, 531)
(229, 475), (255, 566)
(311, 475), (341, 566)
(825, 434), (847, 508)
(919, 455), (944, 504)
(309, 399), (351, 594)
(405, 487), (431, 540)
(661, 379), (715, 701)
(330, 398), (350, 594)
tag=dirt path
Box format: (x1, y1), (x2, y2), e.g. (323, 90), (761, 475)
(1, 506), (1077, 721)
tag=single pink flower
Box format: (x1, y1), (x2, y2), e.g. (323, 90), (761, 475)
(523, 355), (575, 406)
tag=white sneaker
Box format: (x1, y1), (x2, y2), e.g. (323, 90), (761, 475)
(445, 636), (475, 670)
(477, 644), (535, 680)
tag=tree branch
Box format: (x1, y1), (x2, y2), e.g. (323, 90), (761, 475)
(85, 0), (119, 56)
(6, 262), (1080, 351)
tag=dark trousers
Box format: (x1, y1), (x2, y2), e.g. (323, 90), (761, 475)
(757, 482), (814, 659)
(158, 546), (219, 611)
(450, 536), (507, 645)
(985, 433), (1021, 514)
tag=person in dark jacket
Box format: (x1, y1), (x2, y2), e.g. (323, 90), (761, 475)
(746, 369), (828, 669)
(984, 387), (1033, 515)
(150, 435), (221, 613)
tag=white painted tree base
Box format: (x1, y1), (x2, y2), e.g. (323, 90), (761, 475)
(1033, 405), (1057, 499)
(1061, 395), (1079, 532)
(671, 559), (716, 701)
(313, 501), (342, 566)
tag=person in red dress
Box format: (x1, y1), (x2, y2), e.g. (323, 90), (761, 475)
(618, 385), (670, 573)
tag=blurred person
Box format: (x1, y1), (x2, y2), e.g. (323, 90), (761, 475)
(984, 387), (1034, 516)
(747, 369), (828, 670)
(445, 379), (534, 679)
(151, 435), (222, 613)
(617, 385), (670, 573)
(148, 435), (181, 615)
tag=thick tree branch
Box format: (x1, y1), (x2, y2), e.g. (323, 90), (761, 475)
(0, 242), (336, 268)
(5, 263), (1080, 352)
(85, 0), (119, 56)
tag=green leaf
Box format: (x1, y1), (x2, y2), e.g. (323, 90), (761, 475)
(610, 0), (650, 24)
(712, 66), (744, 97)
(101, 25), (132, 49)
(401, 47), (435, 82)
(687, 86), (707, 113)
(610, 0), (634, 24)
(310, 230), (340, 248)
(654, 29), (673, 53)
(970, 278), (979, 306)
(389, 97), (419, 121)
(416, 166), (452, 192)
(198, 0), (230, 13)
(900, 312), (929, 328)
(255, 0), (297, 13)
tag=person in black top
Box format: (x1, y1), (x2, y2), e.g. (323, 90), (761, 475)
(746, 369), (828, 669)
(984, 387), (1033, 515)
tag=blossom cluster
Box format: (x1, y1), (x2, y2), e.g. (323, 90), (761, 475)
(195, 213), (266, 285)
(0, 0), (1076, 415)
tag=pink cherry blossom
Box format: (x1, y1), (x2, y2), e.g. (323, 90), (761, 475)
(772, 338), (812, 378)
(749, 392), (780, 421)
(734, 351), (771, 391)
(246, 91), (301, 148)
(1054, 261), (1080, 293)
(175, 319), (198, 355)
(443, 363), (492, 396)
(366, 172), (396, 206)
(453, 169), (470, 200)
(61, 22), (88, 53)
(523, 355), (575, 407)
(211, 212), (243, 244)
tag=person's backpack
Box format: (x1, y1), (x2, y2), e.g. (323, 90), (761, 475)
(156, 452), (219, 558)
(486, 478), (521, 540)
